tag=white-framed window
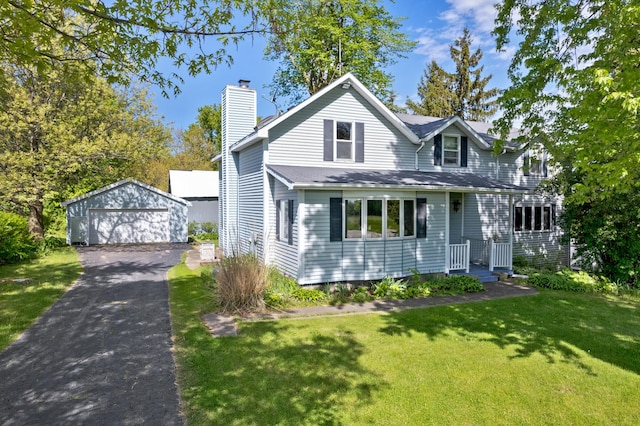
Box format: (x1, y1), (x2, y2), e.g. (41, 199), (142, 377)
(345, 199), (362, 239)
(344, 198), (416, 240)
(524, 149), (547, 176)
(335, 121), (354, 160)
(443, 134), (460, 166)
(514, 204), (555, 232)
(276, 199), (292, 244)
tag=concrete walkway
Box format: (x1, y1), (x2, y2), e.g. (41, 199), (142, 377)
(0, 244), (189, 425)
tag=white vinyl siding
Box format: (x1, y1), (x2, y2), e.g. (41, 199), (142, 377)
(238, 142), (264, 257)
(299, 190), (448, 284)
(416, 123), (497, 176)
(269, 179), (299, 277)
(267, 87), (417, 170)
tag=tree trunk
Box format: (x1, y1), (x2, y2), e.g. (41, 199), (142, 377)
(28, 199), (45, 240)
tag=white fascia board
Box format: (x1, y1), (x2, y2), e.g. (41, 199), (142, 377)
(232, 73), (421, 152)
(266, 167), (296, 190)
(288, 182), (530, 194)
(61, 178), (191, 207)
(230, 129), (268, 153)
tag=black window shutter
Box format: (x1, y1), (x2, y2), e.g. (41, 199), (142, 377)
(460, 136), (468, 167)
(329, 198), (342, 242)
(542, 153), (548, 177)
(416, 198), (427, 238)
(323, 119), (334, 161)
(434, 135), (442, 166)
(275, 200), (281, 241)
(355, 122), (365, 163)
(288, 200), (294, 245)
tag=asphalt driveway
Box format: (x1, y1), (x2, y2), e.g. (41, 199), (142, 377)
(0, 243), (189, 425)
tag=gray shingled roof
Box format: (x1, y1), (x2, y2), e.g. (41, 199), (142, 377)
(267, 165), (529, 193)
(395, 113), (522, 148)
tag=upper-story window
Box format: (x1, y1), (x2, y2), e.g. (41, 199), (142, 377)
(323, 119), (364, 163)
(443, 135), (460, 166)
(336, 121), (353, 160)
(524, 149), (547, 177)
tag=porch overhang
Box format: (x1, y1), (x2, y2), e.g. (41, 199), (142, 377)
(266, 164), (530, 194)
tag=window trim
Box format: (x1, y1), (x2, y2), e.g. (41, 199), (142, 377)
(334, 120), (355, 161)
(342, 197), (417, 241)
(514, 203), (556, 233)
(524, 148), (547, 177)
(442, 134), (461, 167)
(276, 199), (294, 245)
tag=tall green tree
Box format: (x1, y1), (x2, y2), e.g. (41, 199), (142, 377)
(493, 0), (640, 282)
(262, 0), (416, 105)
(195, 104), (223, 155)
(406, 61), (454, 117)
(0, 1), (271, 95)
(407, 28), (498, 121)
(0, 62), (171, 238)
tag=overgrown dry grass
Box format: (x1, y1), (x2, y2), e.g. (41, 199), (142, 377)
(215, 254), (269, 313)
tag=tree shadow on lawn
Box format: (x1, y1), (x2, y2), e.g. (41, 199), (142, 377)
(379, 292), (640, 375)
(182, 320), (385, 425)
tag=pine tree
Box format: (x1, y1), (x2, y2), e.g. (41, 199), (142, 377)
(408, 28), (498, 121)
(405, 61), (453, 117)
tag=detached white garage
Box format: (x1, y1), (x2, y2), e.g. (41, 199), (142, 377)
(62, 179), (191, 245)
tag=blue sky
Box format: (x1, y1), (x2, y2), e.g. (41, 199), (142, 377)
(151, 0), (514, 129)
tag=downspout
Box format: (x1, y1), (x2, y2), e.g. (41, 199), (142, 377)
(415, 139), (426, 170)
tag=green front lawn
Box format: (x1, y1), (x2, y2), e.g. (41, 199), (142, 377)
(0, 247), (82, 351)
(169, 264), (640, 425)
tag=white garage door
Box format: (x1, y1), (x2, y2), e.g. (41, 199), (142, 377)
(88, 209), (170, 245)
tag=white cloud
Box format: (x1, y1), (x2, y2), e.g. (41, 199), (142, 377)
(442, 0), (499, 33)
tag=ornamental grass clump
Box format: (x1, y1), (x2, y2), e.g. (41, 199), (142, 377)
(216, 254), (269, 313)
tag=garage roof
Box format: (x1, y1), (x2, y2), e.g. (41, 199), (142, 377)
(168, 170), (219, 198)
(61, 178), (190, 207)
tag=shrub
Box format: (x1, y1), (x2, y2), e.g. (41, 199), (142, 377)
(201, 222), (218, 234)
(428, 275), (484, 294)
(405, 282), (431, 298)
(373, 276), (408, 299)
(188, 221), (200, 236)
(263, 267), (300, 308)
(525, 269), (637, 296)
(216, 254), (269, 313)
(0, 212), (39, 265)
(351, 286), (373, 303)
(291, 288), (327, 302)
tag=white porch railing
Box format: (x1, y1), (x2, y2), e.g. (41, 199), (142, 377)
(490, 241), (512, 271)
(448, 240), (470, 273)
(462, 236), (491, 265)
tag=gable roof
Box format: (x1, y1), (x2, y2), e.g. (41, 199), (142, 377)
(230, 73), (421, 152)
(267, 165), (529, 194)
(397, 113), (522, 151)
(168, 170), (219, 198)
(61, 178), (191, 207)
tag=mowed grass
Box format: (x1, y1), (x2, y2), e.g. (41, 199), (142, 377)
(169, 264), (640, 425)
(0, 247), (82, 351)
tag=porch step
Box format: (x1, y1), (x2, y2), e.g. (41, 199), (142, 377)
(449, 266), (512, 283)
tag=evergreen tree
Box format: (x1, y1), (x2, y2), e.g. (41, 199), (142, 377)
(407, 28), (498, 121)
(406, 61), (454, 117)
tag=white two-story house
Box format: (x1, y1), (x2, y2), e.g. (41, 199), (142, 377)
(215, 73), (566, 285)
